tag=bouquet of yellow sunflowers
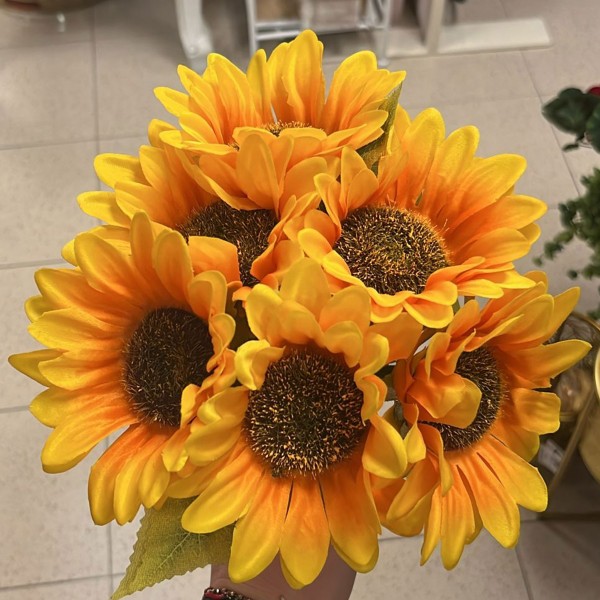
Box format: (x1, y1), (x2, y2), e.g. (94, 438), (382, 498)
(9, 30), (591, 599)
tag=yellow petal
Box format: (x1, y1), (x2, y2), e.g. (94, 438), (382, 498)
(358, 375), (387, 421)
(74, 233), (139, 302)
(479, 436), (548, 512)
(355, 332), (390, 379)
(235, 340), (284, 390)
(394, 108), (445, 207)
(188, 236), (241, 283)
(363, 412), (407, 478)
(421, 425), (453, 494)
(320, 286), (371, 333)
(422, 126), (479, 209)
(94, 153), (144, 188)
(404, 420), (427, 464)
(278, 30), (325, 124)
(89, 426), (151, 524)
(28, 308), (121, 358)
(420, 488), (442, 564)
(182, 447), (260, 533)
(113, 433), (167, 524)
(280, 478), (330, 587)
(440, 467), (477, 569)
(245, 284), (284, 340)
(387, 459), (439, 521)
(78, 191), (129, 226)
(152, 230), (193, 304)
(280, 258), (330, 318)
(139, 443), (172, 508)
(275, 302), (324, 345)
(323, 321), (363, 367)
(39, 355), (121, 391)
(42, 405), (135, 473)
(229, 475), (291, 582)
(8, 349), (61, 387)
(459, 456), (520, 548)
(370, 313), (423, 362)
(247, 49), (272, 122)
(187, 389), (248, 465)
(512, 388), (560, 434)
(154, 86), (189, 117)
(238, 135), (287, 209)
(512, 340), (591, 383)
(321, 463), (379, 572)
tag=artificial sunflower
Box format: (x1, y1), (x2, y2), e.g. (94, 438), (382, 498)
(381, 273), (590, 568)
(77, 122), (333, 293)
(9, 213), (237, 525)
(292, 109), (547, 327)
(178, 259), (408, 587)
(155, 30), (405, 158)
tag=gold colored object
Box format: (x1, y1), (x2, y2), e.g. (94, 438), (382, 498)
(579, 343), (600, 484)
(546, 311), (600, 499)
(556, 366), (593, 422)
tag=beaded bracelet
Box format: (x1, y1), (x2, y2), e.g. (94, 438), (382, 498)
(202, 587), (254, 600)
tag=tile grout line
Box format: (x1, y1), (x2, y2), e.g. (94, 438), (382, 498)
(514, 28), (583, 201)
(0, 405), (30, 415)
(0, 573), (111, 592)
(105, 443), (114, 582)
(91, 7), (114, 584)
(0, 136), (98, 153)
(0, 258), (68, 271)
(0, 134), (149, 154)
(545, 106), (584, 195)
(90, 6), (101, 170)
(498, 0), (509, 19)
(0, 31), (95, 52)
(515, 542), (535, 600)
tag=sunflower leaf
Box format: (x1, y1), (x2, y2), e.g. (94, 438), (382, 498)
(111, 498), (233, 599)
(357, 84), (403, 173)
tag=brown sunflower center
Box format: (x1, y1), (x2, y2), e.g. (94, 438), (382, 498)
(177, 201), (277, 287)
(263, 121), (312, 136)
(122, 307), (213, 428)
(333, 206), (449, 295)
(244, 347), (366, 477)
(422, 347), (505, 451)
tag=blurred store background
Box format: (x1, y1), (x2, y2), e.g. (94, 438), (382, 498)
(0, 1), (599, 599)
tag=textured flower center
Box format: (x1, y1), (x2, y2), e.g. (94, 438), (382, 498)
(178, 201), (277, 287)
(122, 308), (213, 428)
(244, 347), (366, 477)
(423, 347), (505, 451)
(334, 206), (449, 295)
(263, 121), (311, 136)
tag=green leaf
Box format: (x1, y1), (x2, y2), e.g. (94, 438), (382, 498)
(357, 84), (403, 173)
(542, 88), (600, 136)
(112, 498), (233, 600)
(585, 103), (600, 152)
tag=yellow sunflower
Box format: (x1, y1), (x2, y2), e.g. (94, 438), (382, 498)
(77, 122), (334, 294)
(155, 30), (405, 158)
(9, 213), (237, 525)
(380, 273), (590, 568)
(178, 259), (408, 587)
(291, 109), (547, 328)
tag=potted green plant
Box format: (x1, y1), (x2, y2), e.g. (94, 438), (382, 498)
(535, 88), (600, 500)
(536, 86), (600, 320)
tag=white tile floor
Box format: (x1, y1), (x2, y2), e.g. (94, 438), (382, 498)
(1, 0), (599, 598)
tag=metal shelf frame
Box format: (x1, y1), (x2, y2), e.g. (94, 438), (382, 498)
(245, 0), (394, 66)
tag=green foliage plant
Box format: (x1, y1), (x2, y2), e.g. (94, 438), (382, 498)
(536, 87), (600, 319)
